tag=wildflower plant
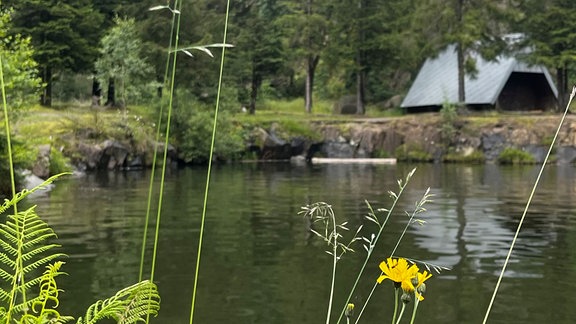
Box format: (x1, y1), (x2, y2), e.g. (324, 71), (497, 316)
(303, 169), (449, 324)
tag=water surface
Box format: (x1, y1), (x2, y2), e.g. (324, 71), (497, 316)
(25, 163), (576, 323)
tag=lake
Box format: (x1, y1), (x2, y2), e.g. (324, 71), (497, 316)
(24, 163), (576, 323)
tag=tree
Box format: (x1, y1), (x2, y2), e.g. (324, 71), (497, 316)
(0, 9), (42, 197)
(278, 0), (331, 113)
(228, 0), (284, 114)
(518, 0), (576, 110)
(411, 0), (513, 104)
(0, 10), (42, 116)
(326, 0), (417, 114)
(3, 0), (103, 106)
(95, 16), (155, 114)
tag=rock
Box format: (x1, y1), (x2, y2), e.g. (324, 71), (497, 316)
(557, 146), (576, 164)
(32, 144), (51, 179)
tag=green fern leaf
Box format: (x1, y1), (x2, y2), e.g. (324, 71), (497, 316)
(0, 205), (64, 322)
(76, 280), (160, 324)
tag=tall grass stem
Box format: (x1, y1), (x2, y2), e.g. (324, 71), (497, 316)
(0, 51), (25, 323)
(145, 0), (183, 322)
(0, 55), (16, 213)
(139, 0), (179, 283)
(482, 86), (576, 324)
(188, 0), (231, 323)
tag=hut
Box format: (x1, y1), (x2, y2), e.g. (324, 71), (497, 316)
(401, 44), (558, 112)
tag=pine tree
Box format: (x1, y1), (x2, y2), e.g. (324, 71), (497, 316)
(2, 0), (104, 106)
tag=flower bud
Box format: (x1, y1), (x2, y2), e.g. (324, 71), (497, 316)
(417, 283), (427, 294)
(345, 303), (355, 318)
(401, 292), (412, 304)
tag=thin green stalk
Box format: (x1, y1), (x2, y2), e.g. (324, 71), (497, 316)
(188, 0), (231, 322)
(0, 52), (16, 212)
(409, 296), (420, 324)
(326, 209), (338, 324)
(336, 168), (416, 323)
(1, 49), (24, 324)
(394, 303), (406, 324)
(482, 86), (576, 324)
(392, 288), (399, 324)
(139, 0), (179, 283)
(145, 1), (183, 323)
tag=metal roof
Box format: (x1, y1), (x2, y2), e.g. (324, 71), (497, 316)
(401, 44), (558, 108)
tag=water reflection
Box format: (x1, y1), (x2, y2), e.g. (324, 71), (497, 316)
(23, 163), (576, 323)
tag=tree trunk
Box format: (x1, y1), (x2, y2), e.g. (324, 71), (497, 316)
(91, 77), (101, 106)
(105, 77), (115, 107)
(456, 0), (465, 104)
(457, 43), (466, 104)
(249, 67), (261, 115)
(305, 55), (319, 113)
(556, 66), (568, 111)
(40, 66), (52, 107)
(355, 0), (366, 115)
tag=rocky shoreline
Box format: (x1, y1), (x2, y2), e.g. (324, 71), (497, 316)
(27, 114), (576, 179)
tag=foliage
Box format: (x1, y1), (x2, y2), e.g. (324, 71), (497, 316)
(95, 16), (157, 109)
(0, 134), (33, 198)
(3, 0), (104, 106)
(0, 9), (42, 118)
(228, 0), (284, 114)
(48, 147), (72, 176)
(497, 147), (536, 164)
(443, 149), (485, 163)
(440, 100), (458, 145)
(394, 144), (433, 162)
(517, 0), (576, 109)
(171, 92), (244, 163)
(0, 175), (161, 323)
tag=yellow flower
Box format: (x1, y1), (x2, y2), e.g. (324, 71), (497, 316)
(413, 270), (432, 301)
(377, 258), (419, 293)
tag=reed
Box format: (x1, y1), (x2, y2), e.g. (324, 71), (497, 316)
(482, 86), (576, 323)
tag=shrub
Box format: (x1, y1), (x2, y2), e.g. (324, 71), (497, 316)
(440, 100), (458, 145)
(394, 144), (433, 162)
(443, 149), (485, 163)
(171, 94), (244, 163)
(49, 147), (72, 175)
(497, 147), (536, 164)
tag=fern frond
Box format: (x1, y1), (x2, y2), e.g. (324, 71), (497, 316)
(76, 280), (160, 324)
(16, 261), (74, 324)
(0, 253), (16, 269)
(0, 173), (70, 214)
(22, 253), (66, 274)
(0, 206), (63, 322)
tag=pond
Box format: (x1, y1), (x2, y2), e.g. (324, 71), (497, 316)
(25, 163), (576, 323)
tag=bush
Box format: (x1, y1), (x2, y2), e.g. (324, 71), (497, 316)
(443, 150), (485, 163)
(440, 100), (458, 145)
(497, 147), (535, 164)
(171, 92), (244, 163)
(394, 144), (433, 162)
(49, 147), (72, 175)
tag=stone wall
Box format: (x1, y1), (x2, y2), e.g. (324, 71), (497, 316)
(256, 115), (576, 164)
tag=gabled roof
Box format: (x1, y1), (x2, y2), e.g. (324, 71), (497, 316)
(401, 44), (558, 108)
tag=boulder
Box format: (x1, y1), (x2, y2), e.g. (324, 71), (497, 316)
(32, 144), (51, 179)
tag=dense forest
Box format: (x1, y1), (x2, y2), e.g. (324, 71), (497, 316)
(1, 0), (576, 113)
